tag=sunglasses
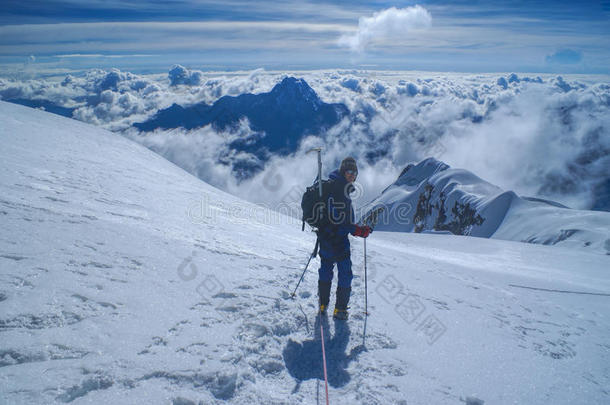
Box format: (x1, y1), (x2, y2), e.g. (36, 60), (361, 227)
(345, 169), (358, 177)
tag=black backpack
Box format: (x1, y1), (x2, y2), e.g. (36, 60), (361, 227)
(301, 179), (334, 231)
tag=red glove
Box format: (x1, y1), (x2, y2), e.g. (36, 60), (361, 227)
(353, 225), (371, 238)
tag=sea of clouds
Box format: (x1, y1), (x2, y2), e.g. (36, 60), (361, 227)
(1, 66), (608, 213)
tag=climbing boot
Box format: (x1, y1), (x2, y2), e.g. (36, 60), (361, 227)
(333, 308), (348, 320)
(318, 280), (331, 314)
(333, 286), (351, 320)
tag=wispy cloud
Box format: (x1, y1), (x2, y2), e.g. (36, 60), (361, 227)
(55, 54), (159, 58)
(0, 21), (350, 54)
(0, 0), (364, 24)
(0, 2), (608, 73)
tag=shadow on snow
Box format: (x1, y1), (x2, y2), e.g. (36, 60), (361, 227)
(283, 314), (366, 390)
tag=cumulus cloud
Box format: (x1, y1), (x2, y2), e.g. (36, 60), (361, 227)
(338, 6), (432, 52)
(124, 125), (240, 191)
(412, 75), (609, 211)
(340, 77), (361, 92)
(1, 68), (609, 213)
(0, 66), (281, 131)
(168, 64), (204, 86)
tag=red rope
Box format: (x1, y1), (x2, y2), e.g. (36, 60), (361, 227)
(320, 315), (330, 405)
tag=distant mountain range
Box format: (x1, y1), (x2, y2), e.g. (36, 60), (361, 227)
(134, 77), (349, 155)
(360, 158), (610, 254)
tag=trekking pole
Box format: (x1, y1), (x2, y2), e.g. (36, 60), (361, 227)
(364, 237), (368, 316)
(361, 206), (385, 315)
(319, 314), (330, 405)
(291, 239), (319, 298)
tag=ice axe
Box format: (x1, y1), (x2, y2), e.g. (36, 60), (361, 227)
(291, 147), (323, 299)
(307, 147), (323, 198)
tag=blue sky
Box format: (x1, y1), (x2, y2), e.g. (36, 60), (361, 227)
(1, 1), (609, 74)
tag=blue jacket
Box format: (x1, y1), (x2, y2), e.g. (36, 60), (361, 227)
(318, 169), (357, 260)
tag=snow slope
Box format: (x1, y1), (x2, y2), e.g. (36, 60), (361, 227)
(361, 158), (610, 255)
(1, 101), (609, 405)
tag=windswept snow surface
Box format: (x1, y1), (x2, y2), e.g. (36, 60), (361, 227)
(363, 158), (610, 255)
(1, 101), (609, 404)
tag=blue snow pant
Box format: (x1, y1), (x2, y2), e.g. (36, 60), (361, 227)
(318, 256), (353, 288)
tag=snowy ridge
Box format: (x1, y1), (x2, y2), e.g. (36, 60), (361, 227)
(1, 101), (609, 404)
(362, 158), (610, 255)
